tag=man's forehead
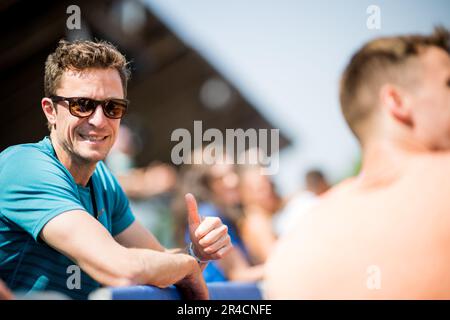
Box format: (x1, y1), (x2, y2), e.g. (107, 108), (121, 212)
(58, 68), (123, 97)
(61, 67), (120, 81)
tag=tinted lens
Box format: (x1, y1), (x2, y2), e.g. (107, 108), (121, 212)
(104, 100), (127, 119)
(70, 98), (96, 117)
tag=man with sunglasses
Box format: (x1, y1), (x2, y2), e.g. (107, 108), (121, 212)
(0, 39), (232, 299)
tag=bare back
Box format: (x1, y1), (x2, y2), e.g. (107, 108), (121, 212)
(265, 153), (450, 299)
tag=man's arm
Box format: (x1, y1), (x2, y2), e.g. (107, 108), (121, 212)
(114, 220), (209, 271)
(114, 194), (232, 262)
(40, 210), (208, 299)
(114, 220), (165, 252)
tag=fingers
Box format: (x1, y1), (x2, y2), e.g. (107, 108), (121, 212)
(208, 241), (233, 259)
(203, 234), (231, 255)
(198, 224), (228, 247)
(176, 262), (210, 300)
(185, 193), (201, 227)
(194, 216), (222, 239)
(216, 244), (233, 258)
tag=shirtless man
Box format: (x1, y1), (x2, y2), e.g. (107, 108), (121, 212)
(265, 27), (450, 299)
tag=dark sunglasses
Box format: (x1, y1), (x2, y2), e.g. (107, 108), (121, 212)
(49, 96), (129, 119)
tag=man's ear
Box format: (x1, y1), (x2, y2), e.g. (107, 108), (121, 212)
(42, 97), (57, 128)
(379, 83), (413, 126)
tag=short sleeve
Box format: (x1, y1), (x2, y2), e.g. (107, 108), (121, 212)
(0, 147), (85, 241)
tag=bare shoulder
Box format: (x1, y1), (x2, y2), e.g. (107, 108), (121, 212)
(264, 158), (450, 299)
(264, 180), (356, 298)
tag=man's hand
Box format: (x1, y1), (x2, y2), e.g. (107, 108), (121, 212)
(186, 193), (232, 261)
(175, 256), (209, 300)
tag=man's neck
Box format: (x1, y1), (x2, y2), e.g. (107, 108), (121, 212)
(49, 133), (96, 187)
(356, 136), (429, 189)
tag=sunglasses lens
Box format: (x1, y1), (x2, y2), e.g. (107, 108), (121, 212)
(63, 97), (127, 119)
(70, 98), (96, 117)
(104, 100), (127, 119)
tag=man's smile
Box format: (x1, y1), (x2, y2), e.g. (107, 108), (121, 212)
(77, 132), (109, 143)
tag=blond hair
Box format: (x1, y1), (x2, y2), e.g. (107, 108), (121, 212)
(340, 27), (449, 141)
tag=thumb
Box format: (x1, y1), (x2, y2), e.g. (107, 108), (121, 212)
(185, 193), (201, 229)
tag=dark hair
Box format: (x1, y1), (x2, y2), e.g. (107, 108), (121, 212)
(305, 169), (326, 186)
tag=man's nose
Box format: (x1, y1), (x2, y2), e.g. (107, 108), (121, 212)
(88, 104), (108, 127)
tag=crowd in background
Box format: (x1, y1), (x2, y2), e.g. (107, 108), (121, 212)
(0, 123), (334, 300)
(107, 125), (333, 283)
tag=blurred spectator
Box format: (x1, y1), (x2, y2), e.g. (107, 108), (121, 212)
(173, 150), (264, 282)
(116, 162), (177, 200)
(238, 164), (281, 264)
(305, 169), (331, 196)
(106, 124), (178, 248)
(106, 124), (137, 175)
(272, 169), (331, 237)
(0, 279), (14, 300)
(106, 125), (177, 199)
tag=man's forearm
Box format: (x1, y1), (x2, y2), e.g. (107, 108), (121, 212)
(165, 246), (209, 271)
(166, 247), (185, 254)
(127, 248), (200, 288)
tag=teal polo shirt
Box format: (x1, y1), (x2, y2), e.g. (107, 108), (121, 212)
(0, 137), (135, 299)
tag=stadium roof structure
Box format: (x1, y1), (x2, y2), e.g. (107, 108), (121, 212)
(0, 0), (291, 165)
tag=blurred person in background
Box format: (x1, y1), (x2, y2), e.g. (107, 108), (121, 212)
(106, 124), (178, 247)
(305, 169), (331, 196)
(173, 149), (265, 282)
(272, 169), (330, 237)
(106, 124), (177, 200)
(238, 164), (282, 264)
(266, 27), (450, 299)
(106, 124), (137, 175)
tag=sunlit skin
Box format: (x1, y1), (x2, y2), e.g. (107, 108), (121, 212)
(41, 68), (123, 186)
(39, 68), (232, 298)
(408, 47), (450, 149)
(41, 66), (232, 259)
(265, 46), (450, 299)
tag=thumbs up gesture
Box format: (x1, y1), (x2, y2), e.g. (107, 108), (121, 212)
(185, 193), (232, 262)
